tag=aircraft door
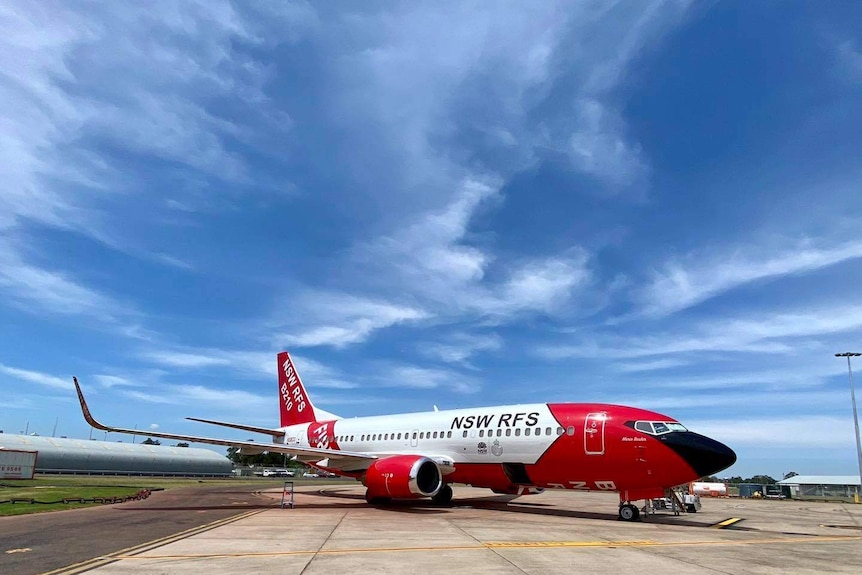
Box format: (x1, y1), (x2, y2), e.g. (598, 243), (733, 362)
(584, 412), (606, 455)
(411, 429), (419, 448)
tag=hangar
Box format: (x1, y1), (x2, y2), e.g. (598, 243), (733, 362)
(776, 475), (861, 502)
(0, 434), (232, 476)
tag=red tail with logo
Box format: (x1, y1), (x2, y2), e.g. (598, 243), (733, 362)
(277, 352), (318, 427)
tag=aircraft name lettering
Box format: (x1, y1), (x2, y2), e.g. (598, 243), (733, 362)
(281, 359), (307, 413)
(450, 412), (540, 430)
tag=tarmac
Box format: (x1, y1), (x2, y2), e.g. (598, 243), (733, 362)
(42, 484), (862, 575)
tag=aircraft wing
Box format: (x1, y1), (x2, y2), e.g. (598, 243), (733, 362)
(73, 378), (376, 469)
(185, 417), (286, 440)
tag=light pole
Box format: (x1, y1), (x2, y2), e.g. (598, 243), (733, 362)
(835, 352), (862, 502)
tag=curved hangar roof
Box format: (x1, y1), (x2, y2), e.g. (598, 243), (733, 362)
(0, 434), (232, 476)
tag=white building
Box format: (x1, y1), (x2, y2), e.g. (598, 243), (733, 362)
(0, 434), (231, 476)
(776, 475), (861, 500)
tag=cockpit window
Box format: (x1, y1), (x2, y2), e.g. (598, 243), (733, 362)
(635, 421), (654, 434)
(632, 420), (687, 435)
(652, 422), (670, 434)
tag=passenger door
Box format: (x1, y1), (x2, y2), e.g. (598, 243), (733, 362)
(584, 412), (606, 455)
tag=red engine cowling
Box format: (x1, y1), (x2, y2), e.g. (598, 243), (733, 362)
(364, 455), (442, 499)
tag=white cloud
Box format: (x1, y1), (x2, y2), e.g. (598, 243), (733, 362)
(93, 374), (136, 388)
(383, 365), (481, 395)
(835, 39), (862, 81)
(636, 239), (862, 317)
(616, 358), (688, 373)
(424, 332), (503, 365)
(149, 423), (159, 430)
(568, 98), (648, 189)
(277, 294), (429, 349)
(543, 301), (862, 361)
(123, 385), (269, 411)
(0, 363), (70, 390)
(618, 390), (847, 412)
(0, 239), (124, 320)
(687, 416), (856, 449)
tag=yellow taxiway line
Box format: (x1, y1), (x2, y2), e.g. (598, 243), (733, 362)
(39, 509), (265, 575)
(107, 534), (862, 561)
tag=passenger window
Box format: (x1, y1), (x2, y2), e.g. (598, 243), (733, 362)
(525, 428), (531, 436)
(433, 431), (438, 439)
(506, 428), (511, 437)
(546, 427), (552, 436)
(557, 427), (564, 435)
(412, 432), (417, 439)
(515, 428), (521, 437)
(420, 432), (425, 439)
(478, 430), (484, 438)
(396, 433), (401, 440)
(447, 431), (452, 438)
(350, 435), (354, 441)
(463, 430), (468, 438)
(497, 429), (502, 437)
(635, 421), (654, 434)
(566, 426), (575, 436)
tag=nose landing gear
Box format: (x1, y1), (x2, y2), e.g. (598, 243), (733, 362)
(618, 502), (640, 521)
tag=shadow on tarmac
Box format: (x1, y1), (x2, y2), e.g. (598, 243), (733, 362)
(307, 487), (707, 526)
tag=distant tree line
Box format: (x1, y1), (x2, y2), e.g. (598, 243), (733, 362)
(702, 474), (779, 484)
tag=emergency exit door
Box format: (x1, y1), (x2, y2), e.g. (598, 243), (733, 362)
(584, 412), (606, 455)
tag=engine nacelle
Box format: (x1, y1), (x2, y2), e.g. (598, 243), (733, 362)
(364, 455), (442, 499)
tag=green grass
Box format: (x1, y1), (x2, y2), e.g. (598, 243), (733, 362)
(0, 475), (355, 516)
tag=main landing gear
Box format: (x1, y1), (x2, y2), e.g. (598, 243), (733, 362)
(365, 490), (391, 505)
(432, 484), (453, 505)
(618, 502), (640, 521)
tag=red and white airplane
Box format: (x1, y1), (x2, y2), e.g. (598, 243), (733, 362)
(74, 351), (736, 520)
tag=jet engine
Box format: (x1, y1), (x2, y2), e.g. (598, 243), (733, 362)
(363, 455), (442, 499)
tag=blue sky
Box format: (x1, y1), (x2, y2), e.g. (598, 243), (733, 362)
(2, 1), (862, 479)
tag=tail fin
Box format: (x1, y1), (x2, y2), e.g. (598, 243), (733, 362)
(278, 351), (319, 427)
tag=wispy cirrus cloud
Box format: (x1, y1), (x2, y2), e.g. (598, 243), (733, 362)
(276, 294), (430, 349)
(423, 332), (503, 366)
(540, 301), (862, 360)
(688, 415), (855, 449)
(0, 363), (70, 390)
(634, 239), (862, 317)
(277, 179), (592, 349)
(379, 364), (482, 395)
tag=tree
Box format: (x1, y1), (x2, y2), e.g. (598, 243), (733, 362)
(745, 475), (777, 484)
(141, 437), (161, 445)
(783, 471), (799, 480)
(175, 442), (190, 448)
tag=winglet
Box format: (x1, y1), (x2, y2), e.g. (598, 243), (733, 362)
(73, 376), (111, 432)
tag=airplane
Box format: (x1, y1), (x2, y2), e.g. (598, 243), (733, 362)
(73, 351), (736, 521)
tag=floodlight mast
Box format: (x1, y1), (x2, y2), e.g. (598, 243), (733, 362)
(835, 352), (862, 501)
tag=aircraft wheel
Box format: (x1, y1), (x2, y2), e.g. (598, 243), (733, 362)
(432, 485), (453, 505)
(365, 490), (391, 505)
(619, 503), (638, 521)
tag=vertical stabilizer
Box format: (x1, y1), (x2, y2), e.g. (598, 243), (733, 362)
(277, 352), (318, 427)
